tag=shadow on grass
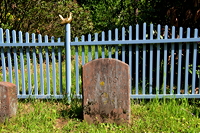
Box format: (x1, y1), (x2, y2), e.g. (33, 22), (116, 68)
(18, 96), (83, 120)
(59, 97), (83, 120)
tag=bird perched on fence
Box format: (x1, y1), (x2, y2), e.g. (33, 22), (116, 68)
(59, 12), (72, 24)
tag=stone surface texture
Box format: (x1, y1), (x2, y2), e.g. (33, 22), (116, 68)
(82, 58), (130, 124)
(0, 82), (17, 123)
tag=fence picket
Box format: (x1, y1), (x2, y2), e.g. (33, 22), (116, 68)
(45, 35), (50, 95)
(101, 31), (105, 58)
(122, 27), (125, 62)
(142, 23), (146, 94)
(135, 25), (139, 94)
(184, 28), (190, 94)
(177, 27), (183, 94)
(149, 24), (153, 94)
(163, 25), (168, 94)
(108, 30), (112, 58)
(25, 32), (32, 95)
(38, 34), (44, 95)
(192, 29), (198, 94)
(75, 37), (79, 96)
(95, 33), (98, 59)
(135, 44), (139, 95)
(82, 35), (85, 65)
(19, 31), (26, 95)
(115, 28), (118, 59)
(192, 43), (197, 94)
(6, 29), (12, 83)
(156, 24), (161, 93)
(12, 30), (19, 94)
(129, 26), (133, 92)
(32, 33), (38, 96)
(58, 38), (63, 94)
(88, 34), (92, 61)
(0, 28), (3, 43)
(170, 26), (175, 94)
(51, 37), (56, 96)
(0, 29), (6, 81)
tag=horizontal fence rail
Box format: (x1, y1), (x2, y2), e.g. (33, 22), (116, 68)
(0, 28), (65, 98)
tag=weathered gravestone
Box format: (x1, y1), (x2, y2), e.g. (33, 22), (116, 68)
(82, 58), (130, 124)
(0, 82), (17, 123)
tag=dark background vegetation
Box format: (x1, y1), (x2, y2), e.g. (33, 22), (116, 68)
(1, 0), (200, 39)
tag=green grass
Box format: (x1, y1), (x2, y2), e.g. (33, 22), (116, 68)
(1, 98), (200, 132)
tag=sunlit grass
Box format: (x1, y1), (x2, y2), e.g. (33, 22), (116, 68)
(1, 98), (200, 132)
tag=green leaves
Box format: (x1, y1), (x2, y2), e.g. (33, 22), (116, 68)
(0, 0), (94, 39)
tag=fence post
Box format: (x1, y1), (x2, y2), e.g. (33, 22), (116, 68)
(59, 12), (72, 100)
(65, 23), (71, 100)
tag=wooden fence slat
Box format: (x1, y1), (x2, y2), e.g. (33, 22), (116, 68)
(75, 37), (79, 96)
(135, 25), (139, 94)
(58, 38), (63, 94)
(163, 25), (168, 94)
(122, 27), (125, 62)
(170, 26), (175, 94)
(1, 47), (6, 81)
(32, 33), (38, 95)
(129, 25), (133, 93)
(142, 23), (146, 93)
(0, 28), (3, 43)
(135, 44), (139, 95)
(12, 30), (19, 94)
(156, 24), (161, 94)
(177, 27), (183, 94)
(95, 33), (98, 59)
(19, 31), (26, 95)
(38, 34), (44, 95)
(192, 29), (198, 94)
(88, 34), (92, 61)
(0, 29), (6, 81)
(51, 37), (56, 96)
(115, 28), (118, 59)
(82, 35), (85, 65)
(101, 31), (105, 58)
(184, 28), (191, 94)
(192, 42), (197, 94)
(6, 29), (13, 83)
(45, 35), (50, 95)
(26, 32), (32, 95)
(108, 30), (112, 58)
(149, 24), (153, 94)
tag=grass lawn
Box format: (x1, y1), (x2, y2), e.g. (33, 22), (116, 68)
(1, 98), (200, 132)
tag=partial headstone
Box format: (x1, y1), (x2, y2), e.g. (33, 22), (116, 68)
(0, 82), (17, 123)
(82, 58), (130, 124)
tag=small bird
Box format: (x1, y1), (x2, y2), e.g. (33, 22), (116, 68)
(59, 12), (72, 24)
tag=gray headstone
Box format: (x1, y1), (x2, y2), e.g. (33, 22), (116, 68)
(0, 82), (17, 123)
(82, 58), (130, 124)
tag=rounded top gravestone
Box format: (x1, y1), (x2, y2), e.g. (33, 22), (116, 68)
(82, 58), (130, 124)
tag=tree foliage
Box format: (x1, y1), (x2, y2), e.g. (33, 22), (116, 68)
(138, 0), (200, 29)
(0, 0), (94, 39)
(78, 0), (139, 32)
(78, 0), (200, 35)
